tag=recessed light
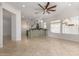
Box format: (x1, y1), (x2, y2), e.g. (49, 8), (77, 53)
(22, 5), (26, 8)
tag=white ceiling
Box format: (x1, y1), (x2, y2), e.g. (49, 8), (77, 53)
(5, 2), (79, 22)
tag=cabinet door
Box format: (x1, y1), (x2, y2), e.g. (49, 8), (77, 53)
(28, 30), (47, 38)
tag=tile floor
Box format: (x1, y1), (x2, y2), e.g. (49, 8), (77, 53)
(1, 36), (79, 56)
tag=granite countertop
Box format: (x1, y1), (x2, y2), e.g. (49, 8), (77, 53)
(27, 28), (48, 31)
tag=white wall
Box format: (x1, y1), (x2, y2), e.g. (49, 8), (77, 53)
(0, 4), (3, 48)
(11, 10), (21, 41)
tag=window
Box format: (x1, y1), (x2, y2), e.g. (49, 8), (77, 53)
(44, 22), (47, 29)
(50, 20), (61, 33)
(50, 16), (79, 34)
(62, 16), (79, 34)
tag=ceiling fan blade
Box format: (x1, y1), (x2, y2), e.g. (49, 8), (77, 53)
(48, 10), (56, 11)
(38, 4), (45, 10)
(46, 10), (50, 14)
(43, 11), (45, 14)
(47, 5), (57, 10)
(45, 2), (50, 9)
(43, 11), (50, 14)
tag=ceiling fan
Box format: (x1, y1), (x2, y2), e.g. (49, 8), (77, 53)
(38, 2), (57, 14)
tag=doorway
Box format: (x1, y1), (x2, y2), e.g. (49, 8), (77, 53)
(3, 9), (16, 48)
